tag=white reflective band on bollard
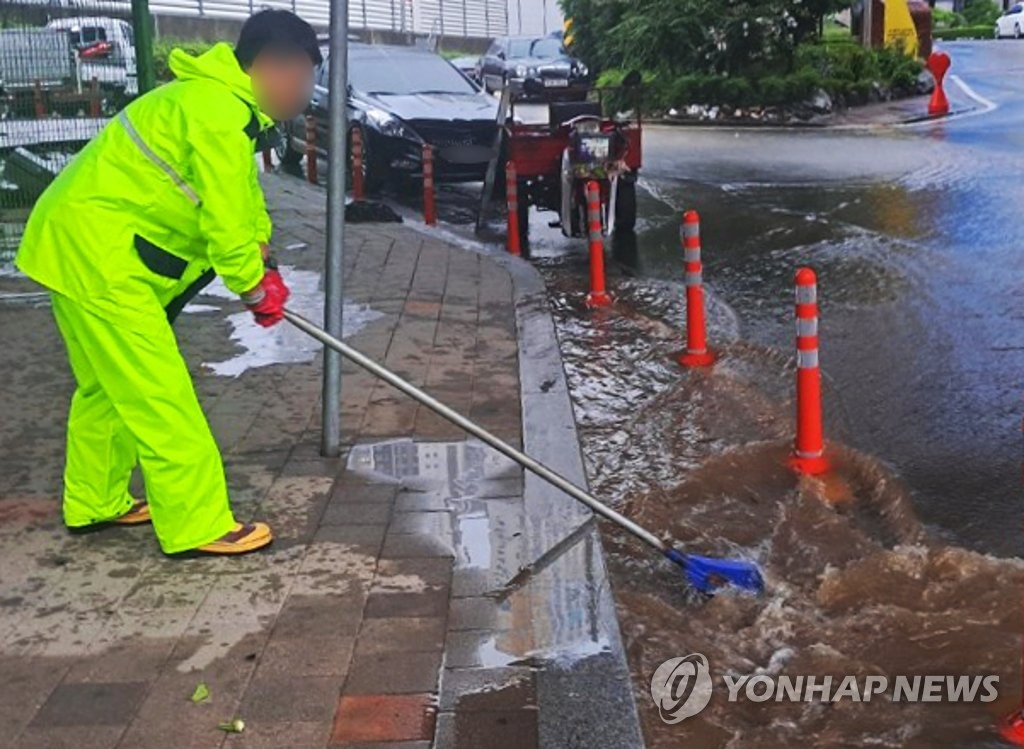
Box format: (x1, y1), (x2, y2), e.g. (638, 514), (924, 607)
(797, 349), (819, 369)
(796, 318), (818, 337)
(796, 285), (817, 304)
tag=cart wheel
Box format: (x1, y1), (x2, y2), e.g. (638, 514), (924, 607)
(614, 175), (637, 233)
(518, 180), (531, 259)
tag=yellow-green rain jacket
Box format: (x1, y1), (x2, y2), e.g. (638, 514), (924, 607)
(16, 42), (276, 331)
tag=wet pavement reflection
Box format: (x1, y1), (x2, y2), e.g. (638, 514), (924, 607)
(346, 438), (615, 667)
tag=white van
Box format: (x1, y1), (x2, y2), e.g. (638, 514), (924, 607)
(46, 16), (138, 96)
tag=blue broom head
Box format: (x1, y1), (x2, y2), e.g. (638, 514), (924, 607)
(664, 548), (765, 595)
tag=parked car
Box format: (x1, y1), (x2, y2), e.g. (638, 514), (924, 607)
(449, 55), (481, 84)
(278, 43), (498, 190)
(476, 36), (589, 98)
(996, 4), (1024, 37)
(46, 16), (137, 96)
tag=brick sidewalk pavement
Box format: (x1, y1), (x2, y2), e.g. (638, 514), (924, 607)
(0, 174), (642, 749)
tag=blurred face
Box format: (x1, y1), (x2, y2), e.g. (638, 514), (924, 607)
(247, 52), (316, 121)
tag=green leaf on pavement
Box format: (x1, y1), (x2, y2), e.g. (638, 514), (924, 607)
(190, 682), (210, 703)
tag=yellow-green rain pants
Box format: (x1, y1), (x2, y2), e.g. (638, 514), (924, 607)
(50, 292), (237, 553)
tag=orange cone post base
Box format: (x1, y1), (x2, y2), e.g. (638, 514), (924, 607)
(678, 350), (715, 367)
(586, 291), (613, 308)
(1000, 710), (1024, 746)
(788, 453), (830, 476)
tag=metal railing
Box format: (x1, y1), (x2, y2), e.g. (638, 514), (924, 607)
(0, 4), (140, 252)
(145, 0), (508, 35)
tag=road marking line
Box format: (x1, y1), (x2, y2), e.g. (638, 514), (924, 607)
(898, 72), (998, 129)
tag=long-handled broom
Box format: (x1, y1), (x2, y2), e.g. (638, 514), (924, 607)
(284, 308), (765, 595)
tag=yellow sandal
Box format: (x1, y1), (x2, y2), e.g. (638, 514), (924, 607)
(69, 500), (151, 533)
(194, 522), (273, 555)
(112, 500), (151, 525)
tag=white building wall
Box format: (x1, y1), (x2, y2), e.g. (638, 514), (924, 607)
(506, 0), (564, 37)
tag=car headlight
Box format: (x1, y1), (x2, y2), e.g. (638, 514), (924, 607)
(577, 63), (589, 77)
(365, 108), (417, 140)
(528, 66), (538, 77)
(515, 65), (528, 78)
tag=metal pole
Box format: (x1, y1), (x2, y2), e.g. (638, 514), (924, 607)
(863, 0), (874, 47)
(322, 0), (349, 457)
(130, 0), (156, 94)
(285, 309), (666, 552)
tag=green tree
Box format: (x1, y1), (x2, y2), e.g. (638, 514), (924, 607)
(560, 0), (853, 78)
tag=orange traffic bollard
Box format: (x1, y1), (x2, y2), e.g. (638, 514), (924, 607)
(351, 126), (365, 201)
(927, 51), (951, 117)
(677, 211), (715, 368)
(1001, 708), (1024, 746)
(789, 267), (830, 476)
(585, 181), (612, 308)
(422, 143), (437, 226)
(506, 161), (521, 257)
(305, 114), (318, 185)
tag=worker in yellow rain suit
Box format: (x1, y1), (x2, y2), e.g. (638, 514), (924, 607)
(15, 10), (321, 556)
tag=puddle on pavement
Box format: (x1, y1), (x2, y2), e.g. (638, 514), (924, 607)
(346, 438), (619, 672)
(186, 265), (384, 377)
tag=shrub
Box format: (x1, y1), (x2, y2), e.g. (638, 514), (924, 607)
(719, 77), (754, 107)
(757, 75), (789, 106)
(933, 24), (996, 39)
(153, 38), (219, 81)
(963, 0), (1001, 26)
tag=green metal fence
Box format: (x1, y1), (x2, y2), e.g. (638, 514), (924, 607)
(0, 0), (154, 266)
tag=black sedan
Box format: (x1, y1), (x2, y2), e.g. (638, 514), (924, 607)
(278, 43), (498, 191)
(476, 36), (590, 98)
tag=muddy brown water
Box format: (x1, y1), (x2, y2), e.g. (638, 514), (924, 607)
(538, 269), (1024, 747)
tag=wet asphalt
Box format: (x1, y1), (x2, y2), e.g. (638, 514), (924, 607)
(514, 39), (1024, 560)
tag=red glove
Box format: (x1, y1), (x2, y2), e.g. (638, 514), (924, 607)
(241, 267), (290, 328)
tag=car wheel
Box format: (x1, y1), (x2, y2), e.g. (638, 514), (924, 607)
(348, 128), (385, 195)
(275, 123), (303, 175)
(1015, 23), (1021, 38)
(614, 175), (637, 233)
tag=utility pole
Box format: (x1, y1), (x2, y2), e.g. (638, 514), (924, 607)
(322, 0), (349, 457)
(862, 0), (874, 48)
(130, 0), (155, 94)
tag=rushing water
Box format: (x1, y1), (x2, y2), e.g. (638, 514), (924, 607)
(524, 42), (1024, 745)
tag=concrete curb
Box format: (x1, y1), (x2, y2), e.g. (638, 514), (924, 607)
(306, 182), (645, 746)
(470, 249), (647, 749)
(645, 98), (978, 131)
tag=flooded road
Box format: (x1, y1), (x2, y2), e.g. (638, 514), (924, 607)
(517, 40), (1024, 747)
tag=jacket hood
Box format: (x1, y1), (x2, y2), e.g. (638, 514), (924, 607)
(168, 42), (274, 130)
